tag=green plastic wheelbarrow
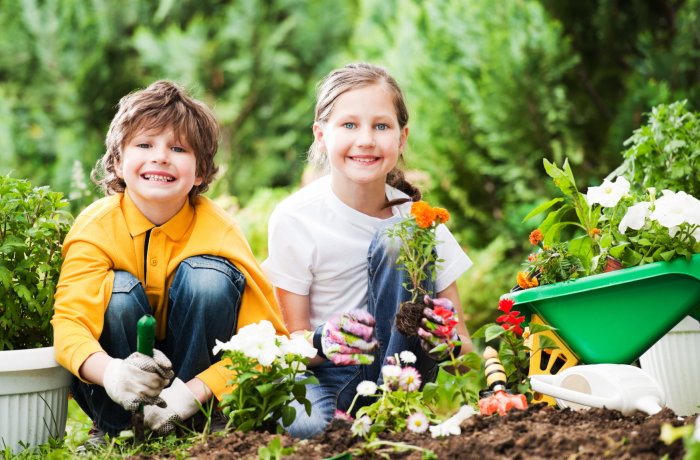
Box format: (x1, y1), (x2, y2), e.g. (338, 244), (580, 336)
(505, 253), (700, 365)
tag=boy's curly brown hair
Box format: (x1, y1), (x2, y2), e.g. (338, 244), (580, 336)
(92, 80), (220, 201)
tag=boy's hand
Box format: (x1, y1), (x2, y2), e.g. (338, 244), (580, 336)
(103, 350), (175, 411)
(321, 309), (378, 365)
(144, 378), (200, 436)
(418, 295), (460, 361)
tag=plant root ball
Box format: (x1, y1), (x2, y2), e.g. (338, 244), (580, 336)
(395, 300), (427, 338)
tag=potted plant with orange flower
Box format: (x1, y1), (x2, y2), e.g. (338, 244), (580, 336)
(386, 201), (450, 337)
(512, 229), (584, 292)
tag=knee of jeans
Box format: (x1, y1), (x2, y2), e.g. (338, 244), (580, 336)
(178, 257), (245, 307)
(105, 271), (146, 325)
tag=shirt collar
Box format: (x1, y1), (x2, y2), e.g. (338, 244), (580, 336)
(122, 190), (195, 241)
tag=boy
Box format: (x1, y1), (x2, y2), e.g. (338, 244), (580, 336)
(51, 80), (287, 445)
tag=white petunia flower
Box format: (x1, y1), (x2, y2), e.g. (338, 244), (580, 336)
(618, 201), (652, 233)
(279, 335), (318, 359)
(587, 177), (630, 208)
(356, 381), (378, 396)
(399, 351), (417, 364)
(651, 190), (700, 228)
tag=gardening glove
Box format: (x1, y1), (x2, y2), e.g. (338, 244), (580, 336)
(418, 295), (460, 362)
(144, 378), (201, 436)
(103, 350), (175, 411)
(316, 309), (378, 366)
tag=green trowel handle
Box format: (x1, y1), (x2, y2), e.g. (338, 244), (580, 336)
(137, 315), (156, 357)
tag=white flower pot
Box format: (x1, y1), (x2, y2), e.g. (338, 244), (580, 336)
(640, 316), (700, 416)
(0, 346), (73, 454)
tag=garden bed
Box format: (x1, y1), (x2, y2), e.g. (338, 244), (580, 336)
(128, 404), (695, 460)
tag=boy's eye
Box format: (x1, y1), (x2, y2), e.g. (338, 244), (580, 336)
(343, 123), (356, 129)
(375, 124), (389, 131)
(171, 146), (185, 153)
(137, 143), (151, 149)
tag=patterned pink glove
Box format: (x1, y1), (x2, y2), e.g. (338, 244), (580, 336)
(418, 295), (460, 361)
(321, 309), (378, 365)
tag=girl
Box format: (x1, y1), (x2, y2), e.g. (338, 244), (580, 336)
(261, 63), (473, 439)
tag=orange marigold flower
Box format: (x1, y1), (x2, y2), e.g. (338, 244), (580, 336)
(529, 229), (543, 245)
(433, 207), (450, 225)
(589, 228), (601, 235)
(517, 271), (539, 289)
(411, 201), (436, 228)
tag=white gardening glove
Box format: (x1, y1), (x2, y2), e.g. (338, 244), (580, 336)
(103, 350), (175, 411)
(144, 378), (201, 436)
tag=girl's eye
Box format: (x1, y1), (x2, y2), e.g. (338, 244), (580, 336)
(375, 124), (389, 131)
(343, 123), (356, 129)
(171, 146), (185, 153)
(137, 143), (151, 149)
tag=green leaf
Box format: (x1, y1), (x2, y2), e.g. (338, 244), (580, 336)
(600, 234), (614, 249)
(539, 205), (573, 235)
(255, 383), (275, 398)
(281, 405), (296, 428)
(429, 343), (448, 354)
(422, 382), (438, 402)
(237, 419), (256, 433)
(637, 238), (652, 246)
(609, 244), (628, 260)
(523, 198), (563, 222)
(457, 352), (482, 370)
(528, 323), (557, 334)
(485, 325), (506, 341)
(471, 323), (495, 339)
(622, 249), (643, 267)
(537, 335), (560, 351)
(543, 222), (579, 246)
(0, 266), (11, 289)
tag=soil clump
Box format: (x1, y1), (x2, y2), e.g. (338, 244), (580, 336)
(128, 404), (695, 460)
(395, 300), (427, 337)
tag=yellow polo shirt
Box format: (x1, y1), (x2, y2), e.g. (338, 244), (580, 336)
(51, 191), (288, 401)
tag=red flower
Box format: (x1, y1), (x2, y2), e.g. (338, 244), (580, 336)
(511, 325), (524, 336)
(501, 323), (510, 330)
(498, 298), (514, 314)
(434, 306), (455, 320)
(528, 253), (537, 262)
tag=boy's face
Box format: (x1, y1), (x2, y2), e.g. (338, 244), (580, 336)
(115, 128), (202, 218)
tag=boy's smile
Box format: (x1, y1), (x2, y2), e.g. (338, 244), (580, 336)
(115, 128), (202, 225)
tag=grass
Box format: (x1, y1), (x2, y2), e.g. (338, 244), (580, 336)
(1, 400), (209, 460)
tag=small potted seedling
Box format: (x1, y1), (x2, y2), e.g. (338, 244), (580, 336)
(386, 202), (449, 337)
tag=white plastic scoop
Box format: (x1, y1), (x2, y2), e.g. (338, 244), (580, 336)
(530, 364), (666, 415)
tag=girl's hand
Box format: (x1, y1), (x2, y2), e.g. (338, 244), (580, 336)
(321, 309), (378, 365)
(418, 295), (460, 361)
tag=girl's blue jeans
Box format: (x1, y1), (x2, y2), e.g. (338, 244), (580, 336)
(285, 218), (439, 439)
(69, 255), (246, 436)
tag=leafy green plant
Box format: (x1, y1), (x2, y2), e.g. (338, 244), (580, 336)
(214, 321), (318, 433)
(386, 202), (449, 303)
(0, 173), (72, 350)
(596, 188), (700, 269)
(614, 101), (700, 197)
(471, 298), (559, 400)
(520, 238), (584, 286)
(258, 438), (296, 460)
(522, 159), (600, 272)
(350, 352), (437, 434)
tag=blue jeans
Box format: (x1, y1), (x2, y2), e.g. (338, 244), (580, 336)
(70, 255), (246, 436)
(285, 218), (438, 439)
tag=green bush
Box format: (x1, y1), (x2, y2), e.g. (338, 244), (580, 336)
(0, 174), (72, 350)
(615, 101), (700, 195)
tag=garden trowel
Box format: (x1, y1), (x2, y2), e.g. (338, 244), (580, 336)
(478, 346), (528, 416)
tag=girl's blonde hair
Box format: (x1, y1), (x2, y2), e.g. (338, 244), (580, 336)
(309, 62), (421, 206)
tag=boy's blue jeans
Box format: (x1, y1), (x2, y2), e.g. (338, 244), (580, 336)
(285, 218), (439, 440)
(69, 255), (245, 436)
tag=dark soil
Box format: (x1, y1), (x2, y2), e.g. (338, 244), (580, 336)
(128, 404), (696, 460)
(396, 300), (427, 338)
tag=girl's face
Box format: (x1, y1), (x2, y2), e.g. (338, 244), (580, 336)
(314, 84), (408, 189)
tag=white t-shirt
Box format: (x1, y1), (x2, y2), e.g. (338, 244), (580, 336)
(261, 176), (473, 330)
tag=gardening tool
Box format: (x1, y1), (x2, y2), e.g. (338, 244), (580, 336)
(478, 347), (528, 416)
(133, 314), (157, 443)
(530, 364), (665, 415)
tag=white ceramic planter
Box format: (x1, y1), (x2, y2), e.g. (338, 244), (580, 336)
(640, 315), (700, 416)
(0, 346), (73, 454)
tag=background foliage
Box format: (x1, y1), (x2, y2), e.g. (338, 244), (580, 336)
(2, 0), (700, 333)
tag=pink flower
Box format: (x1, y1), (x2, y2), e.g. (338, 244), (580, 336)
(399, 367), (422, 392)
(407, 412), (429, 433)
(334, 410), (354, 421)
